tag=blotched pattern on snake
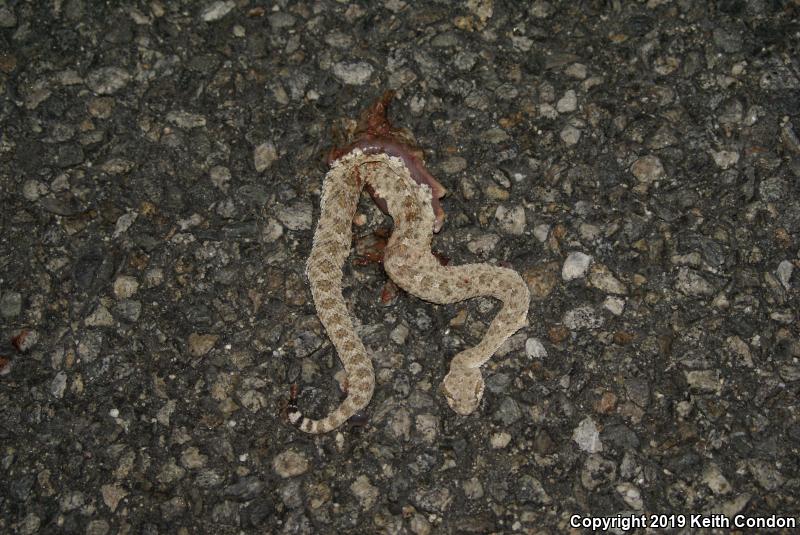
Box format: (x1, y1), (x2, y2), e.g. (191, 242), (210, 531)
(288, 93), (530, 434)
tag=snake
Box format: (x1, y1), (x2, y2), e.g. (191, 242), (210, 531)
(288, 92), (530, 434)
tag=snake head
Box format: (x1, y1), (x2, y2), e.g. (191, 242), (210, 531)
(442, 367), (485, 415)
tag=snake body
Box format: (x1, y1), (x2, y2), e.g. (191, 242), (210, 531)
(288, 95), (530, 434)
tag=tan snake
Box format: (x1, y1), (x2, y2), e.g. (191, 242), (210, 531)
(288, 92), (530, 434)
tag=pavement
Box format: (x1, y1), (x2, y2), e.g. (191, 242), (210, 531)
(1, 1), (799, 533)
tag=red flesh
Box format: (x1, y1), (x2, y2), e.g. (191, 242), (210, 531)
(328, 91), (447, 232)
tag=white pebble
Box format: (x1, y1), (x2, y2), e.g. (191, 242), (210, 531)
(562, 251), (592, 280)
(490, 432), (512, 449)
(533, 224), (550, 242)
(573, 416), (603, 453)
(556, 89), (578, 113)
(776, 260), (793, 290)
(603, 296), (625, 316)
(525, 338), (547, 359)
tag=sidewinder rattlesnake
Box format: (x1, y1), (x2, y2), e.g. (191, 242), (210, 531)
(288, 92), (530, 434)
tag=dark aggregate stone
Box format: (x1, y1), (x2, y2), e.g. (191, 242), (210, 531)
(224, 477), (265, 502)
(1, 2), (798, 533)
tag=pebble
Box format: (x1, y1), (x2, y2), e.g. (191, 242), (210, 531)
(685, 370), (722, 393)
(759, 176), (787, 202)
(273, 450), (309, 478)
(388, 408), (412, 441)
(413, 487), (452, 513)
(560, 125), (581, 145)
(100, 158), (134, 175)
(588, 263), (627, 295)
(99, 483), (127, 513)
(51, 372), (68, 398)
(439, 156), (467, 174)
(630, 155), (665, 182)
(565, 63), (587, 79)
(0, 5), (17, 27)
(181, 447), (207, 469)
(556, 90), (577, 113)
(278, 480), (303, 509)
(261, 218), (284, 243)
(533, 224), (550, 242)
(581, 455), (616, 490)
(198, 469), (226, 490)
(210, 166), (231, 191)
(350, 475), (379, 510)
(22, 179), (48, 201)
(59, 490), (85, 512)
(562, 252), (592, 280)
(675, 268), (714, 297)
(201, 1), (236, 22)
(86, 520), (110, 535)
(463, 477), (484, 500)
(269, 12), (296, 31)
(88, 97), (114, 118)
(747, 459), (784, 491)
(530, 1), (554, 18)
(525, 337), (547, 359)
(11, 329), (37, 352)
(166, 110), (207, 129)
(157, 460), (186, 484)
(595, 392), (617, 414)
(156, 400), (175, 426)
(390, 323), (409, 345)
(776, 260), (793, 290)
(0, 290), (22, 317)
(482, 127), (510, 144)
(515, 475), (552, 505)
(726, 336), (753, 367)
(702, 464), (732, 494)
(16, 514), (39, 535)
(603, 296), (625, 315)
(453, 50), (478, 71)
(494, 397), (522, 425)
(112, 211), (138, 238)
(224, 477), (265, 501)
(573, 416), (603, 453)
(188, 333), (219, 357)
(495, 205), (526, 235)
(490, 431), (512, 448)
(77, 331), (103, 362)
(325, 31), (353, 49)
(254, 141), (278, 172)
(144, 268), (164, 287)
(276, 201), (312, 231)
(113, 275), (139, 299)
(466, 233), (500, 256)
(539, 103), (558, 119)
(711, 150), (739, 169)
(86, 67), (131, 95)
(780, 121), (800, 154)
(161, 496), (187, 521)
(616, 482), (644, 510)
(85, 305), (114, 327)
(409, 513), (431, 535)
(484, 184), (510, 201)
(563, 305), (603, 330)
(523, 263), (559, 300)
(332, 61), (374, 85)
(415, 414), (439, 443)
